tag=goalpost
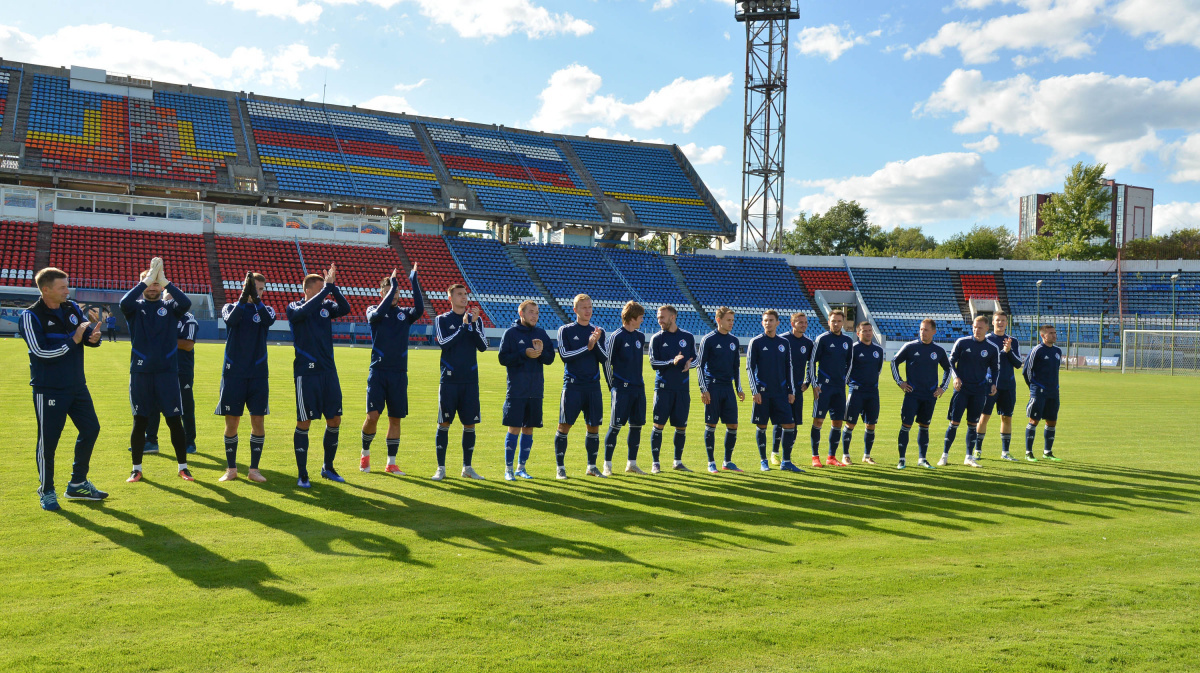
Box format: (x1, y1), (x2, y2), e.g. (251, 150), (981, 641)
(1121, 330), (1200, 375)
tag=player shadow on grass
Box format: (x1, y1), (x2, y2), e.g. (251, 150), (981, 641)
(59, 508), (306, 606)
(147, 479), (429, 568)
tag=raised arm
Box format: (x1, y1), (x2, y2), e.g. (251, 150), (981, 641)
(408, 268), (424, 322)
(286, 285), (331, 323)
(327, 285), (351, 319)
(120, 281), (146, 318)
(166, 283), (191, 316)
(368, 278), (398, 326)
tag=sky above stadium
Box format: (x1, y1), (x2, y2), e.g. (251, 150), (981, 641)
(2, 0), (1199, 241)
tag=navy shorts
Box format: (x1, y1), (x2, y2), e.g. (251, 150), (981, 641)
(900, 394), (938, 426)
(845, 387), (880, 425)
(439, 382), (480, 424)
(1026, 387), (1060, 422)
(787, 392), (805, 427)
(215, 375), (270, 417)
(947, 391), (988, 425)
(609, 384), (646, 427)
(703, 384), (739, 426)
(812, 384), (846, 421)
(982, 387), (1017, 417)
(503, 397), (543, 428)
(752, 394), (795, 426)
(130, 371), (183, 418)
(652, 388), (690, 427)
(295, 370), (343, 422)
(366, 369), (409, 418)
(560, 383), (604, 427)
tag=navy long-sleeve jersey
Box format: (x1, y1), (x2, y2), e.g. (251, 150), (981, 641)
(1023, 343), (1062, 394)
(985, 332), (1024, 390)
(649, 328), (697, 391)
(435, 310), (488, 384)
(121, 281), (192, 374)
(287, 284), (351, 376)
(847, 341), (885, 391)
(367, 270), (424, 373)
(558, 322), (607, 386)
(176, 312), (199, 379)
(950, 336), (1000, 394)
(746, 332), (794, 397)
(809, 330), (854, 387)
(783, 332), (813, 389)
(221, 300), (276, 379)
(696, 330), (742, 394)
(602, 326), (646, 389)
(19, 299), (100, 389)
(891, 340), (953, 399)
(498, 320), (556, 398)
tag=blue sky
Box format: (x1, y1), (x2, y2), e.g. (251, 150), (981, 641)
(2, 0), (1199, 242)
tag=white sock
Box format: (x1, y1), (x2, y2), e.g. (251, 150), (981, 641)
(178, 463), (188, 471)
(362, 449), (370, 457)
(132, 464), (142, 472)
(387, 455), (396, 466)
(604, 461), (612, 469)
(673, 460), (682, 467)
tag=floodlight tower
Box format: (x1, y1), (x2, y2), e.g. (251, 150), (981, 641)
(736, 0), (799, 252)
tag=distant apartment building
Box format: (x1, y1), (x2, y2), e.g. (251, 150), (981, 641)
(1018, 181), (1153, 247)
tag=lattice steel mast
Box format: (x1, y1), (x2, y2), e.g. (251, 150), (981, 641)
(736, 0), (798, 252)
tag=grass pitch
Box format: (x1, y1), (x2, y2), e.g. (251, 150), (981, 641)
(1, 338), (1198, 673)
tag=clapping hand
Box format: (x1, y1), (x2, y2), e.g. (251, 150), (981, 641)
(324, 263), (337, 285)
(587, 327), (603, 350)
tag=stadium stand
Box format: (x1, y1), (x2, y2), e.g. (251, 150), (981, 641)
(1122, 271), (1200, 318)
(601, 246), (711, 336)
(794, 267), (854, 296)
(26, 75), (238, 183)
(850, 268), (971, 342)
(674, 254), (818, 339)
(0, 221), (37, 283)
(568, 140), (725, 234)
(425, 123), (603, 222)
(1004, 271), (1120, 343)
(245, 100), (441, 204)
(48, 224), (211, 293)
(960, 272), (999, 300)
(0, 70), (10, 127)
(520, 242), (632, 329)
(392, 233), (491, 326)
(297, 241), (422, 322)
(214, 235), (305, 314)
(443, 235), (562, 331)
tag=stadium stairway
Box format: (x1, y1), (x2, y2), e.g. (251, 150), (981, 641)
(948, 270), (974, 322)
(203, 232), (226, 305)
(789, 269), (828, 320)
(554, 139), (618, 222)
(667, 144), (737, 231)
(661, 255), (715, 329)
(995, 272), (1012, 313)
(34, 220), (52, 271)
(410, 123), (454, 185)
(503, 243), (569, 324)
(387, 233), (434, 311)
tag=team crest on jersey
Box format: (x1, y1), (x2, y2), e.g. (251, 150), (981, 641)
(842, 342), (849, 349)
(873, 351), (880, 358)
(778, 344), (785, 352)
(157, 307), (168, 317)
(679, 339), (686, 347)
(252, 314), (261, 323)
(636, 341), (642, 349)
(981, 349), (988, 357)
(930, 352), (938, 360)
(1054, 353), (1061, 360)
(320, 308), (330, 318)
(800, 346), (807, 354)
(68, 314), (79, 325)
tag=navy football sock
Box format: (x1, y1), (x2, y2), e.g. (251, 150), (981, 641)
(224, 434), (238, 469)
(585, 432), (600, 466)
(462, 428), (475, 467)
(504, 432), (519, 468)
(436, 426), (448, 467)
(293, 428), (309, 480)
(782, 427), (796, 463)
(554, 432), (568, 467)
(650, 427), (664, 463)
(322, 426), (339, 471)
(724, 429), (737, 464)
(1001, 432), (1012, 454)
(918, 426), (930, 460)
(828, 427), (842, 457)
(1025, 424), (1036, 454)
(772, 424), (782, 455)
(627, 426), (642, 461)
(810, 426), (821, 457)
(704, 426), (716, 463)
(864, 429), (875, 457)
(1044, 426), (1056, 454)
(518, 432), (533, 465)
(898, 426), (910, 460)
(756, 426), (767, 461)
(965, 427), (977, 458)
(361, 432), (375, 455)
(386, 437), (400, 458)
(249, 434), (264, 469)
(841, 427), (853, 456)
(604, 426), (620, 462)
(975, 432), (986, 455)
(943, 424), (958, 455)
(673, 429), (686, 462)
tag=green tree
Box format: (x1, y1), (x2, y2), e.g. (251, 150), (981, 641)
(1121, 228), (1200, 260)
(861, 225), (939, 257)
(1037, 162), (1114, 260)
(777, 200), (882, 255)
(939, 225), (1017, 259)
(637, 232), (713, 254)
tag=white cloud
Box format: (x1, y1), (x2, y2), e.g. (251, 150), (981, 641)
(795, 151), (1060, 228)
(1154, 201), (1200, 233)
(918, 68), (1200, 172)
(360, 94), (417, 114)
(907, 0), (1105, 64)
(795, 24), (874, 61)
(392, 78), (429, 92)
(529, 64), (733, 133)
(963, 134), (1001, 152)
(1114, 0), (1200, 50)
(0, 23), (338, 90)
(212, 0), (324, 23)
(1167, 133), (1200, 182)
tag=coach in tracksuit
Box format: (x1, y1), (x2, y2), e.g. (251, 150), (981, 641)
(498, 300), (555, 480)
(288, 263), (351, 487)
(19, 267), (106, 510)
(697, 306), (744, 473)
(748, 309), (800, 473)
(216, 272), (274, 482)
(122, 259), (194, 482)
(144, 298), (198, 458)
(773, 311), (812, 465)
(433, 282), (489, 481)
(648, 305), (697, 472)
(943, 315), (999, 467)
(602, 301), (648, 477)
(555, 294), (607, 479)
(842, 322), (885, 464)
(360, 265), (423, 476)
(809, 310), (854, 467)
